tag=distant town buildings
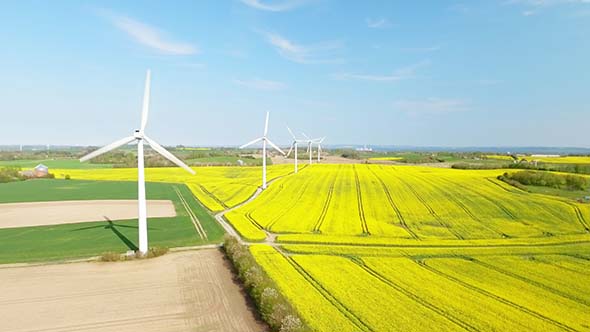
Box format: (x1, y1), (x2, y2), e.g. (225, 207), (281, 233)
(356, 145), (373, 152)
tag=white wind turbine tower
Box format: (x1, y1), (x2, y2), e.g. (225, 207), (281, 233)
(301, 133), (323, 165)
(79, 70), (195, 256)
(240, 112), (285, 189)
(316, 137), (326, 163)
(285, 126), (305, 173)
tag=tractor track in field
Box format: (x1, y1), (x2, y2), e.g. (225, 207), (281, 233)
(415, 258), (579, 332)
(313, 183), (335, 233)
(313, 167), (341, 233)
(266, 174), (315, 230)
(213, 167), (306, 243)
(485, 177), (588, 232)
(351, 259), (479, 332)
(283, 254), (374, 332)
(174, 186), (207, 240)
(382, 166), (464, 240)
(535, 255), (589, 275)
(563, 202), (590, 232)
(422, 176), (505, 238)
(366, 166), (419, 240)
(353, 165), (370, 235)
(197, 183), (229, 210)
(438, 178), (518, 220)
(485, 178), (527, 195)
(469, 258), (590, 307)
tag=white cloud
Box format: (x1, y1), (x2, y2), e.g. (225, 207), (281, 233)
(523, 9), (537, 15)
(261, 31), (343, 64)
(366, 18), (392, 29)
(393, 98), (470, 116)
(110, 15), (198, 55)
(333, 61), (430, 82)
(233, 78), (286, 90)
(239, 0), (307, 12)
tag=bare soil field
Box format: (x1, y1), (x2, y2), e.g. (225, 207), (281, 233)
(0, 200), (176, 229)
(0, 249), (266, 332)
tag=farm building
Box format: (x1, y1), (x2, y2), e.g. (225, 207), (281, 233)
(33, 164), (49, 177)
(20, 164), (50, 178)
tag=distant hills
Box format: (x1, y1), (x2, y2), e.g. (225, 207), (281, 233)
(1, 145), (589, 155)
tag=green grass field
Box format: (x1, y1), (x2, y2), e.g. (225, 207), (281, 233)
(0, 179), (224, 263)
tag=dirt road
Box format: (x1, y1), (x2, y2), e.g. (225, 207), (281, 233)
(0, 249), (266, 332)
(0, 200), (176, 229)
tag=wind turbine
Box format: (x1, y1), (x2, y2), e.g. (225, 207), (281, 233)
(285, 127), (305, 173)
(79, 70), (195, 256)
(240, 112), (285, 189)
(301, 133), (323, 165)
(316, 137), (326, 163)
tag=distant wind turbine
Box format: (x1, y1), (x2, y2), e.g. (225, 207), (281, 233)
(316, 137), (326, 163)
(285, 126), (305, 173)
(240, 112), (285, 189)
(301, 133), (323, 165)
(80, 70), (195, 256)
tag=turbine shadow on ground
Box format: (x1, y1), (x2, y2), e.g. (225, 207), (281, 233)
(70, 217), (147, 251)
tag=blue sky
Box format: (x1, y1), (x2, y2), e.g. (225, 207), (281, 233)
(1, 0), (589, 147)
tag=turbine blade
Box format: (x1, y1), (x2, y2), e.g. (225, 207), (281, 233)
(140, 69), (151, 133)
(143, 136), (195, 175)
(264, 112), (269, 136)
(301, 132), (310, 140)
(287, 126), (296, 139)
(80, 136), (135, 162)
(306, 143), (310, 153)
(239, 137), (263, 149)
(266, 139), (285, 155)
(286, 144), (294, 157)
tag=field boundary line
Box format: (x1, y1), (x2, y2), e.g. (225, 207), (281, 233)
(353, 165), (370, 235)
(416, 258), (579, 332)
(174, 186), (207, 240)
(351, 258), (479, 332)
(282, 253), (374, 332)
(367, 166), (418, 239)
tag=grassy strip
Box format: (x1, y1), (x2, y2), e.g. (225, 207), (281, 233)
(0, 180), (224, 264)
(100, 247), (169, 261)
(223, 236), (308, 332)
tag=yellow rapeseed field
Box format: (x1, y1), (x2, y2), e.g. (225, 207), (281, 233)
(227, 164), (590, 241)
(531, 156), (590, 164)
(367, 156), (403, 161)
(53, 164), (293, 212)
(52, 162), (590, 331)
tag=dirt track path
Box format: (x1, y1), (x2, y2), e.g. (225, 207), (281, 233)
(0, 249), (266, 332)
